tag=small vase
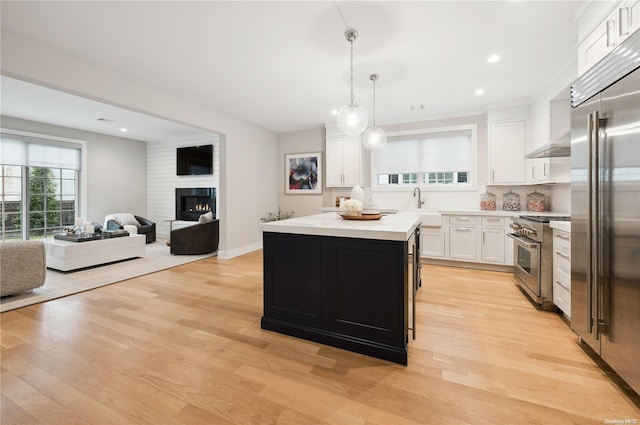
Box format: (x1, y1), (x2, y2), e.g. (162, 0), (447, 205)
(350, 185), (365, 204)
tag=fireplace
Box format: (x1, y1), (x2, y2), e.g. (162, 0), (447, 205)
(175, 188), (216, 221)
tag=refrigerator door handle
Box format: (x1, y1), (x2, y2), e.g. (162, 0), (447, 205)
(597, 113), (609, 335)
(592, 111), (602, 340)
(586, 112), (597, 338)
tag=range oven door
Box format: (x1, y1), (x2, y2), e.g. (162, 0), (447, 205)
(507, 233), (541, 298)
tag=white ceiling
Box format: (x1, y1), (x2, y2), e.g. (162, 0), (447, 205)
(0, 1), (584, 141)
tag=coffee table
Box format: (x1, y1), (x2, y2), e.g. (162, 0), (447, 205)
(46, 234), (146, 271)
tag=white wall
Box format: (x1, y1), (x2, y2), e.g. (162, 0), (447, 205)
(147, 136), (220, 238)
(1, 29), (279, 258)
(0, 115), (147, 223)
(277, 127), (325, 218)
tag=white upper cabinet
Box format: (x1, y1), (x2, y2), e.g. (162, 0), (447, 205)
(325, 135), (361, 187)
(531, 104), (551, 152)
(526, 98), (571, 184)
(488, 120), (526, 185)
(578, 0), (640, 76)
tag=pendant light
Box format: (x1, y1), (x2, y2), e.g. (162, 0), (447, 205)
(336, 28), (368, 136)
(362, 74), (387, 150)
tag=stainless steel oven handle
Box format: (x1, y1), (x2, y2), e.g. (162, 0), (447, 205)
(507, 233), (539, 249)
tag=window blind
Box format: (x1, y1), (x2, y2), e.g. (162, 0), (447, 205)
(375, 130), (472, 174)
(0, 132), (81, 170)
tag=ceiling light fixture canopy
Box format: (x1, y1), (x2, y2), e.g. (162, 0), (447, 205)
(362, 74), (386, 150)
(336, 28), (368, 136)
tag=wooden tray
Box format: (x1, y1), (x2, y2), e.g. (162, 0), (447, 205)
(339, 213), (383, 220)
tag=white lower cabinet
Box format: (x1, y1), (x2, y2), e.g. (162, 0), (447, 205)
(421, 230), (446, 258)
(421, 214), (513, 267)
(481, 228), (505, 263)
(449, 226), (477, 260)
(553, 229), (571, 318)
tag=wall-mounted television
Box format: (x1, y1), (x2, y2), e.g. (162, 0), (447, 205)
(177, 145), (213, 176)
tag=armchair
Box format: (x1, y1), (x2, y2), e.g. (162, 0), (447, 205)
(104, 213), (156, 244)
(170, 219), (219, 255)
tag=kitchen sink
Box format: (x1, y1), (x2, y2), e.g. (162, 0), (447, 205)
(398, 210), (442, 227)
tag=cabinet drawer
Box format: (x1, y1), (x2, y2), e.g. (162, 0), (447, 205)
(553, 231), (571, 255)
(553, 251), (571, 282)
(553, 279), (571, 318)
(481, 217), (505, 227)
(449, 216), (477, 225)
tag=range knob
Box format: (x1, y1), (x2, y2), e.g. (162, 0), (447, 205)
(510, 223), (521, 231)
(523, 228), (536, 237)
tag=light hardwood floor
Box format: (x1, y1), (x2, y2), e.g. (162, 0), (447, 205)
(2, 251), (639, 425)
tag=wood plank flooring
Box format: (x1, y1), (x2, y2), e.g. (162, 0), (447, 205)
(2, 251), (639, 424)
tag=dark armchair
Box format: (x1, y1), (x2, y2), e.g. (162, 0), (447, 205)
(170, 219), (219, 255)
(104, 213), (156, 244)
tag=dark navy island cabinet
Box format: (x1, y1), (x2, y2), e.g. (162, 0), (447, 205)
(261, 231), (410, 365)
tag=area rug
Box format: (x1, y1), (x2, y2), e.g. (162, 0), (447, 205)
(0, 239), (216, 312)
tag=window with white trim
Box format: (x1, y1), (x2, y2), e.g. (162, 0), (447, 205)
(372, 125), (477, 190)
(1, 130), (82, 241)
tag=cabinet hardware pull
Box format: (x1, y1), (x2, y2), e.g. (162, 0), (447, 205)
(544, 162), (549, 177)
(487, 218), (500, 222)
(491, 169), (495, 182)
(556, 234), (570, 241)
(556, 280), (570, 291)
(619, 7), (630, 36)
(556, 251), (570, 260)
(532, 166), (536, 179)
(455, 228), (472, 232)
(606, 19), (616, 47)
(457, 217), (470, 221)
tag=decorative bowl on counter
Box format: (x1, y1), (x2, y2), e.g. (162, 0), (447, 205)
(339, 213), (382, 220)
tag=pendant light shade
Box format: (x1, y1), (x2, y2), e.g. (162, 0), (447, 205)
(336, 28), (368, 136)
(337, 104), (368, 136)
(362, 74), (387, 150)
(362, 126), (386, 150)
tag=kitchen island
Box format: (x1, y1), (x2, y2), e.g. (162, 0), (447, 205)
(260, 212), (420, 365)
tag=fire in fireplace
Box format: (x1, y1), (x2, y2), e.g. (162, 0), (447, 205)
(175, 187), (216, 221)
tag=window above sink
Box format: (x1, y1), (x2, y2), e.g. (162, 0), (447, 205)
(370, 124), (478, 192)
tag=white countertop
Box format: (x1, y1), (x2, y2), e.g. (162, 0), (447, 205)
(261, 212), (420, 241)
(439, 210), (520, 217)
(321, 207), (399, 214)
(550, 221), (571, 232)
(439, 210), (571, 217)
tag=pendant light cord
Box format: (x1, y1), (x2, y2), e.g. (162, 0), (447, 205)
(349, 38), (354, 105)
(372, 78), (376, 126)
(334, 1), (354, 105)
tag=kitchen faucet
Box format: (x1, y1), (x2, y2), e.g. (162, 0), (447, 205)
(413, 187), (424, 209)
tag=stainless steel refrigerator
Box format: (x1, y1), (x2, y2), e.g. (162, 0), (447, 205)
(571, 29), (640, 394)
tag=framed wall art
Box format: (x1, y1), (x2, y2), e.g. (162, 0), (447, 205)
(285, 152), (322, 194)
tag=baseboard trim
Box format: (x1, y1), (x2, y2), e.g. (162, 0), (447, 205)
(421, 257), (513, 273)
(218, 242), (262, 259)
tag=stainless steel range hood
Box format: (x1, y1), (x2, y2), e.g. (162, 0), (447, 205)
(525, 132), (570, 158)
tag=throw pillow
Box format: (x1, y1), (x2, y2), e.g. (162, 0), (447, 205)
(198, 211), (214, 223)
(113, 213), (140, 227)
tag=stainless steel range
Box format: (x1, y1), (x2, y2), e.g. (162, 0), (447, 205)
(508, 215), (570, 311)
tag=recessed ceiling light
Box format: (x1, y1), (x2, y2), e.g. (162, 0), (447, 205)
(410, 105), (424, 111)
(474, 89), (485, 96)
(331, 110), (339, 115)
(487, 54), (500, 63)
(119, 128), (128, 133)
